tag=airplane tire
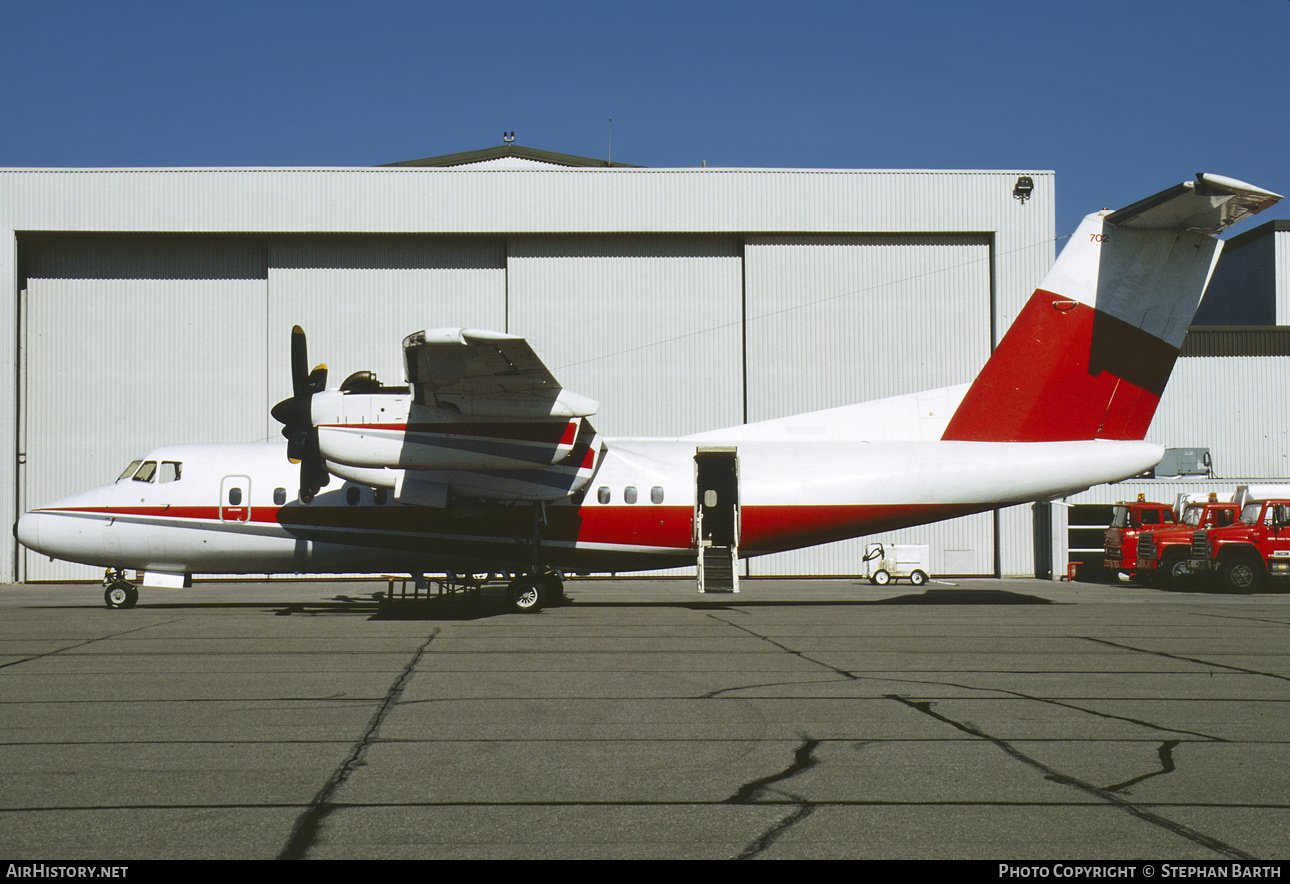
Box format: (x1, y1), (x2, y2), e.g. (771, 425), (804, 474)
(1218, 556), (1263, 594)
(540, 571), (567, 605)
(910, 570), (928, 587)
(104, 583), (138, 609)
(509, 579), (544, 614)
(871, 569), (891, 586)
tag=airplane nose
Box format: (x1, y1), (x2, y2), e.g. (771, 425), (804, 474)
(15, 511), (40, 551)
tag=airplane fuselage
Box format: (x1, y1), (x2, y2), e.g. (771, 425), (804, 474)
(17, 435), (1162, 578)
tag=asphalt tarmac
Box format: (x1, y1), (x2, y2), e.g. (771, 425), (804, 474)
(0, 575), (1287, 861)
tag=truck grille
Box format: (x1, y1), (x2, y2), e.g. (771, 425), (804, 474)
(1191, 530), (1210, 559)
(1137, 534), (1155, 561)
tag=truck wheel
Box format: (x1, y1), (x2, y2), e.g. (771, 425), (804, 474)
(1218, 556), (1264, 594)
(870, 569), (891, 586)
(1157, 551), (1191, 588)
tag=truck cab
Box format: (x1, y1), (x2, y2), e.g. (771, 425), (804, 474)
(1104, 498), (1175, 576)
(1189, 498), (1290, 592)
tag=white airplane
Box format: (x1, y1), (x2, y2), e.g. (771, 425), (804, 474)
(16, 174), (1282, 611)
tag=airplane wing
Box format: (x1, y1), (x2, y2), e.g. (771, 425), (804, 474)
(403, 328), (597, 418)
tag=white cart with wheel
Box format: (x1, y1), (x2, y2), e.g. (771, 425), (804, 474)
(863, 543), (930, 586)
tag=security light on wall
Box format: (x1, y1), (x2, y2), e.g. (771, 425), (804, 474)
(1013, 176), (1034, 204)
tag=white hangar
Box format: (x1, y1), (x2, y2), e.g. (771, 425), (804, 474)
(8, 146), (1281, 584)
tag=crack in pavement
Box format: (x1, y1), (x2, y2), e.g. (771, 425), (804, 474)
(725, 737), (820, 859)
(704, 613), (1252, 858)
(0, 619), (182, 671)
(1080, 636), (1290, 683)
(887, 694), (1256, 860)
(277, 628), (439, 860)
(874, 675), (1227, 742)
(1104, 740), (1179, 793)
(706, 615), (1225, 740)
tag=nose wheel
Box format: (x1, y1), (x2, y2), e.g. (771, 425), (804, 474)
(103, 570), (139, 609)
(105, 583), (138, 609)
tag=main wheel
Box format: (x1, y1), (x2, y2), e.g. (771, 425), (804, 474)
(1218, 556), (1263, 594)
(909, 569), (928, 587)
(540, 571), (566, 605)
(104, 582), (138, 609)
(509, 579), (544, 613)
(871, 569), (891, 586)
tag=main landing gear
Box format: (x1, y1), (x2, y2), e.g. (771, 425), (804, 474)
(103, 568), (138, 609)
(506, 570), (565, 614)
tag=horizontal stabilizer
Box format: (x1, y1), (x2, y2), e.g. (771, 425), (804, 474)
(1106, 174), (1282, 233)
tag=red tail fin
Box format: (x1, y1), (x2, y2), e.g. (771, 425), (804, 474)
(942, 174), (1281, 443)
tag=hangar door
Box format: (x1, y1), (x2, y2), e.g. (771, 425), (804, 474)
(18, 234), (509, 582)
(18, 235), (271, 581)
(741, 234), (999, 577)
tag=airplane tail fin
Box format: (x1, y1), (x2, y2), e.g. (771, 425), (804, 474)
(941, 174), (1281, 443)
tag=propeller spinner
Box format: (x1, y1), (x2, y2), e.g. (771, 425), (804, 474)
(270, 325), (330, 503)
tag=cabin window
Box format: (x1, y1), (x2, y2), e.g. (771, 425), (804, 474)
(374, 488), (388, 505)
(228, 487), (243, 506)
(624, 486), (638, 504)
(117, 461), (143, 482)
(132, 461), (158, 483)
(273, 487), (287, 506)
(704, 489), (718, 508)
(651, 486), (664, 504)
(597, 486), (611, 504)
(346, 486), (360, 505)
(159, 461), (182, 483)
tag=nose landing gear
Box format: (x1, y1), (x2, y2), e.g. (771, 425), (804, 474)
(103, 568), (138, 609)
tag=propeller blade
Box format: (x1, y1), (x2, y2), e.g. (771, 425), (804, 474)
(274, 326), (332, 501)
(291, 325), (309, 398)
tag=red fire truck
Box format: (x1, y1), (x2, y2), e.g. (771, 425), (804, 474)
(1103, 497), (1175, 577)
(1188, 491), (1290, 592)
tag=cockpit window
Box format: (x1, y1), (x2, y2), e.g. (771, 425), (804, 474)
(117, 459), (182, 484)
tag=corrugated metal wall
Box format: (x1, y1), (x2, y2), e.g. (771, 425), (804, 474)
(506, 235), (744, 438)
(20, 235), (270, 580)
(5, 168), (1059, 581)
(1149, 355), (1290, 479)
(742, 234), (998, 577)
(264, 236), (507, 439)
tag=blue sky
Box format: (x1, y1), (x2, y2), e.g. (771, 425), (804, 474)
(2, 0), (1287, 236)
